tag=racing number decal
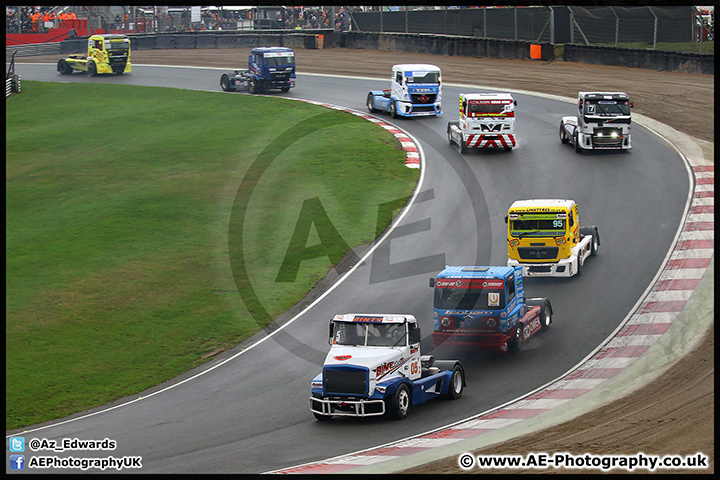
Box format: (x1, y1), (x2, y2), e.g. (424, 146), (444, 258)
(410, 361), (419, 376)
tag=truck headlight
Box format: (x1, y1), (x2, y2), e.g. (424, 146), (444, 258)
(376, 385), (386, 394)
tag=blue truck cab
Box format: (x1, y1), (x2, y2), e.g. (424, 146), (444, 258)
(429, 266), (553, 352)
(366, 64), (442, 118)
(220, 46), (295, 94)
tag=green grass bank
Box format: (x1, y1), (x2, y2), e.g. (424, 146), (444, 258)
(5, 81), (418, 430)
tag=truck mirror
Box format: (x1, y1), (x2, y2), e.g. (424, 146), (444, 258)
(328, 322), (334, 344)
(409, 326), (421, 344)
(429, 278), (435, 288)
(514, 100), (517, 106)
(630, 102), (634, 108)
(504, 215), (508, 224)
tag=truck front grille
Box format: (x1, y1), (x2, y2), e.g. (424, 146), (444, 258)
(324, 367), (368, 396)
(411, 93), (437, 104)
(518, 246), (558, 261)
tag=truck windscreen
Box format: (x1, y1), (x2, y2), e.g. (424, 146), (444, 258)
(333, 322), (405, 347)
(434, 279), (505, 310)
(406, 72), (440, 84)
(510, 213), (566, 237)
(585, 100), (630, 116)
(469, 103), (511, 116)
(265, 55), (294, 66)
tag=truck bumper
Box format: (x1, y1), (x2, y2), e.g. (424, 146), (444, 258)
(508, 257), (576, 277)
(578, 132), (632, 150)
(432, 331), (511, 351)
(397, 101), (441, 116)
(310, 395), (385, 417)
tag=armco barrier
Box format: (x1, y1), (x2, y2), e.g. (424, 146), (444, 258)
(564, 44), (713, 74)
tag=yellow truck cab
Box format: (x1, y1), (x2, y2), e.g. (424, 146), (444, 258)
(505, 199), (600, 277)
(57, 34), (131, 76)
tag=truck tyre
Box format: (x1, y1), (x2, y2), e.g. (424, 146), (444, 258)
(57, 59), (72, 75)
(367, 93), (378, 113)
(87, 61), (97, 77)
(313, 411), (332, 421)
(590, 229), (600, 256)
(576, 255), (583, 276)
(574, 133), (582, 153)
(387, 383), (410, 420)
(560, 121), (569, 144)
(445, 365), (464, 400)
(248, 79), (258, 94)
(539, 300), (552, 330)
(390, 100), (398, 119)
(447, 122), (457, 145)
(220, 74), (234, 92)
(508, 324), (523, 353)
(460, 139), (468, 154)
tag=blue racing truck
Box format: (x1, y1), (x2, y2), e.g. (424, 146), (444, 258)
(366, 64), (442, 118)
(429, 266), (553, 352)
(310, 314), (465, 421)
(220, 46), (295, 94)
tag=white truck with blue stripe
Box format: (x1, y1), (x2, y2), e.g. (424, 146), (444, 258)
(310, 314), (464, 421)
(366, 64), (442, 118)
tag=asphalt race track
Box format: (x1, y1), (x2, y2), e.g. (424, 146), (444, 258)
(7, 64), (691, 474)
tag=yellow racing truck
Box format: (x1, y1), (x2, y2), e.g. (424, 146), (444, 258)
(57, 34), (131, 76)
(505, 199), (600, 277)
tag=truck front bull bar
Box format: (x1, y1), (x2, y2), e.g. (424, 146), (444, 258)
(309, 396), (386, 417)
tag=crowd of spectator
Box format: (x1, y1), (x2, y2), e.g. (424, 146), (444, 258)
(6, 6), (76, 33)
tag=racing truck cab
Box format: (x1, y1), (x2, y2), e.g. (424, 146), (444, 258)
(220, 47), (295, 94)
(560, 91), (633, 152)
(310, 314), (465, 420)
(366, 64), (442, 117)
(506, 199), (600, 277)
(57, 34), (131, 76)
(448, 93), (517, 152)
(430, 266), (552, 351)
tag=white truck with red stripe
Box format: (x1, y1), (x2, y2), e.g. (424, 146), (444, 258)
(447, 93), (517, 153)
(310, 314), (465, 421)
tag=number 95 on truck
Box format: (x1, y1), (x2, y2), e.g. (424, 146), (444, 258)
(310, 314), (465, 421)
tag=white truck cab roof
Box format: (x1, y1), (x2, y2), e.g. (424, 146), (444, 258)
(392, 64), (441, 73)
(462, 92), (515, 102)
(332, 314), (416, 324)
(509, 199), (576, 210)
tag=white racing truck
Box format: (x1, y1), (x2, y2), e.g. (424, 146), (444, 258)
(310, 314), (465, 421)
(559, 91), (633, 152)
(448, 93), (517, 152)
(366, 64), (442, 118)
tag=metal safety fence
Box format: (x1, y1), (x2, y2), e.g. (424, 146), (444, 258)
(349, 6), (702, 47)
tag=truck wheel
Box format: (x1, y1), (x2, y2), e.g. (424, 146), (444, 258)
(390, 100), (398, 118)
(460, 140), (468, 154)
(367, 93), (378, 113)
(57, 59), (72, 75)
(248, 79), (258, 94)
(387, 383), (411, 420)
(447, 123), (454, 145)
(220, 74), (234, 92)
(574, 133), (582, 153)
(313, 411), (333, 422)
(446, 365), (464, 400)
(560, 122), (569, 144)
(540, 300), (552, 330)
(87, 61), (97, 77)
(509, 324), (523, 353)
(590, 229), (600, 256)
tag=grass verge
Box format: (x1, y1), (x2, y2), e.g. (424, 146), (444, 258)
(5, 80), (418, 430)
